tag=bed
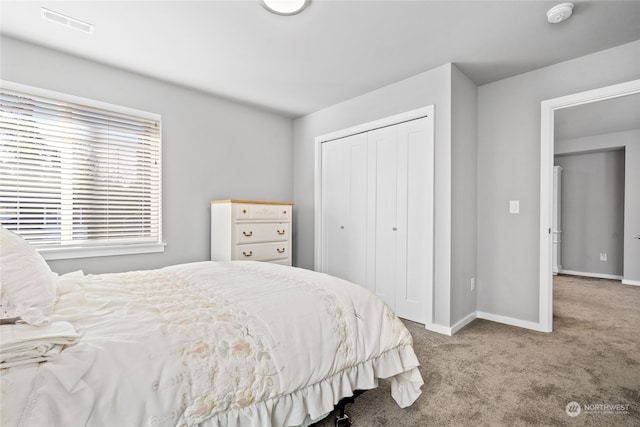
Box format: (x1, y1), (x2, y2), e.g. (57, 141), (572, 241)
(0, 226), (423, 426)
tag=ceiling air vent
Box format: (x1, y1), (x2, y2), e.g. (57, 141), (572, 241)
(41, 8), (94, 34)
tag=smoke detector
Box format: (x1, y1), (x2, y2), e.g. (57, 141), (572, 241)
(547, 3), (574, 24)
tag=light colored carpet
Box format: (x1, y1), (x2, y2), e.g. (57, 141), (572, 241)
(312, 275), (640, 426)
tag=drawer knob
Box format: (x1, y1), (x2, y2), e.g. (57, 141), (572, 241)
(277, 229), (285, 235)
(283, 210), (287, 214)
(243, 231), (253, 237)
(242, 209), (247, 214)
(277, 248), (285, 253)
(243, 251), (253, 257)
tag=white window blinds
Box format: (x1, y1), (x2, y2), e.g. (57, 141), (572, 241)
(0, 82), (161, 254)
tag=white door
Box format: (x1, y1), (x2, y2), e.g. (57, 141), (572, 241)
(395, 117), (433, 323)
(321, 133), (368, 285)
(368, 126), (398, 308)
(367, 117), (433, 323)
(346, 134), (368, 286)
(319, 111), (434, 325)
(321, 139), (348, 279)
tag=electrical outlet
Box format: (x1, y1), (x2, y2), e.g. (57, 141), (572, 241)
(600, 252), (608, 262)
(470, 277), (476, 291)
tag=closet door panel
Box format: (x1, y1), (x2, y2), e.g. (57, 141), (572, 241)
(321, 134), (368, 284)
(369, 126), (398, 308)
(346, 135), (368, 286)
(396, 117), (433, 323)
(394, 123), (409, 316)
(321, 139), (348, 279)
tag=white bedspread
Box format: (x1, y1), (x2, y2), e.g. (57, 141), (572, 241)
(0, 261), (423, 427)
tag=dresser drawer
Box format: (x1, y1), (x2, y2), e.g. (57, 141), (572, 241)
(234, 203), (292, 221)
(234, 241), (289, 262)
(235, 223), (289, 243)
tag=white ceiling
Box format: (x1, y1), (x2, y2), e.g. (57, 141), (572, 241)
(1, 1), (639, 118)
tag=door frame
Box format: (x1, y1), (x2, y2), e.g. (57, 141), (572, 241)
(539, 79), (640, 332)
(314, 105), (434, 321)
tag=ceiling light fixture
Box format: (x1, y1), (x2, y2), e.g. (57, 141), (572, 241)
(261, 0), (311, 16)
(546, 3), (574, 24)
(41, 7), (94, 34)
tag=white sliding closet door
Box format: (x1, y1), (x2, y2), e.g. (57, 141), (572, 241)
(321, 133), (368, 285)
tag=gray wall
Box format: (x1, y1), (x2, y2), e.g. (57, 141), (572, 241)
(556, 129), (640, 283)
(1, 36), (294, 275)
(555, 150), (625, 276)
(477, 40), (640, 323)
(450, 66), (478, 325)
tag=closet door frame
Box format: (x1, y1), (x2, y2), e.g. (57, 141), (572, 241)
(314, 105), (435, 323)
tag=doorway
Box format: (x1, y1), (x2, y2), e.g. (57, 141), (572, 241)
(554, 149), (625, 280)
(539, 79), (640, 333)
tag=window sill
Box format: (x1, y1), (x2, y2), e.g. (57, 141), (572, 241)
(39, 243), (166, 261)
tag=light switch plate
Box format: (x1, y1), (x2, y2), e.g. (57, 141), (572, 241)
(509, 200), (520, 214)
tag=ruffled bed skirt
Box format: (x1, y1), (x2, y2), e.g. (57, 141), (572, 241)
(207, 344), (423, 427)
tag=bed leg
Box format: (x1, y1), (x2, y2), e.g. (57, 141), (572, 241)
(334, 390), (365, 427)
(334, 412), (352, 427)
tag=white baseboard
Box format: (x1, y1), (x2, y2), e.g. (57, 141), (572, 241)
(425, 310), (547, 335)
(476, 311), (549, 333)
(421, 272), (639, 336)
(425, 312), (478, 336)
(450, 312), (477, 335)
(424, 322), (455, 336)
(560, 270), (623, 281)
(424, 323), (453, 336)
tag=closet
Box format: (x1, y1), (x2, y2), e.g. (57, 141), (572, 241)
(316, 108), (434, 324)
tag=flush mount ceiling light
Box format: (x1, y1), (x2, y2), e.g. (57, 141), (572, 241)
(41, 7), (94, 34)
(546, 2), (574, 24)
(261, 0), (311, 16)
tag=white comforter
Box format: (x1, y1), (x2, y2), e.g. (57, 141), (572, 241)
(1, 261), (423, 427)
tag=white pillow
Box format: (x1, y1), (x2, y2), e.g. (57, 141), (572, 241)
(0, 226), (57, 325)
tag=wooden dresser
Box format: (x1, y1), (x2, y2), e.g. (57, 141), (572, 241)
(210, 200), (293, 265)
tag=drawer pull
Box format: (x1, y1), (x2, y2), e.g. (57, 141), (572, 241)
(277, 248), (285, 253)
(283, 210), (287, 214)
(243, 231), (253, 237)
(277, 229), (285, 235)
(242, 209), (247, 214)
(243, 251), (253, 257)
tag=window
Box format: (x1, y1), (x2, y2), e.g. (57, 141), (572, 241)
(0, 81), (163, 260)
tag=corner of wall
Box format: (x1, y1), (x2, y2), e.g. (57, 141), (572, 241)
(449, 64), (479, 326)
